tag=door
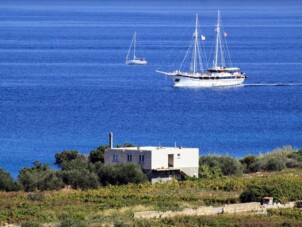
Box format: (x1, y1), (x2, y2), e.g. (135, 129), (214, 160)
(168, 154), (174, 167)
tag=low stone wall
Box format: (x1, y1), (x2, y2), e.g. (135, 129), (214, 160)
(133, 202), (297, 219)
(263, 202), (295, 209)
(134, 206), (217, 219)
(223, 202), (261, 214)
(161, 206), (216, 218)
(133, 211), (162, 219)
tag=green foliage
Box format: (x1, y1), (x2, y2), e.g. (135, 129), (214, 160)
(116, 143), (134, 148)
(0, 168), (21, 191)
(55, 150), (83, 169)
(60, 156), (87, 171)
(267, 208), (302, 219)
(89, 145), (108, 163)
(28, 192), (45, 202)
(267, 158), (286, 171)
(240, 154), (257, 173)
(95, 163), (146, 186)
(59, 217), (87, 227)
(62, 169), (99, 190)
(199, 155), (244, 176)
(21, 222), (42, 227)
(3, 170), (302, 225)
(240, 175), (302, 203)
(199, 164), (222, 179)
(239, 184), (270, 203)
(133, 214), (302, 226)
(246, 146), (299, 173)
(18, 161), (64, 192)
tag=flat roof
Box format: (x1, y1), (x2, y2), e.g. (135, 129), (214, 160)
(106, 146), (198, 151)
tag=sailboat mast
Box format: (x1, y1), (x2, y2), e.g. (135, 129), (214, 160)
(133, 32), (136, 59)
(214, 10), (220, 69)
(193, 14), (198, 74)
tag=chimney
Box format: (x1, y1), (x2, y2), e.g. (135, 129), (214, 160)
(109, 132), (113, 149)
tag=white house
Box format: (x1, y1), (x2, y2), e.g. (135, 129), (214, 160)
(104, 133), (199, 183)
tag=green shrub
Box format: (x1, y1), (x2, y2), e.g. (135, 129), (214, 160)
(267, 158), (286, 171)
(28, 192), (45, 202)
(89, 145), (108, 163)
(0, 168), (21, 191)
(240, 175), (302, 203)
(239, 184), (270, 202)
(60, 156), (87, 171)
(199, 165), (222, 179)
(18, 161), (64, 192)
(62, 169), (99, 190)
(240, 155), (257, 173)
(116, 143), (134, 148)
(199, 156), (244, 176)
(59, 217), (87, 227)
(55, 150), (83, 169)
(21, 222), (42, 227)
(248, 157), (286, 173)
(95, 163), (146, 186)
(286, 159), (300, 168)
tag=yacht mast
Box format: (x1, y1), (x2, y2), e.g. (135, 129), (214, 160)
(193, 14), (198, 74)
(214, 10), (220, 69)
(133, 32), (136, 59)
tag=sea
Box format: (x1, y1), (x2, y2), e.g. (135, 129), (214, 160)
(0, 0), (302, 177)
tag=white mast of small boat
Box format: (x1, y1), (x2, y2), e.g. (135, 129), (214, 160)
(126, 32), (147, 65)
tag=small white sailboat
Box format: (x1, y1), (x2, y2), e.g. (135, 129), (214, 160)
(126, 32), (147, 65)
(157, 11), (247, 87)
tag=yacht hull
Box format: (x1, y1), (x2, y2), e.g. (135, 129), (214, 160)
(173, 74), (246, 88)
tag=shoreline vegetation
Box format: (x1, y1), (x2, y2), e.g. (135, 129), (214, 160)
(1, 145), (302, 226)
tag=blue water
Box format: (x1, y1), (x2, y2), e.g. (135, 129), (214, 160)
(1, 0), (302, 177)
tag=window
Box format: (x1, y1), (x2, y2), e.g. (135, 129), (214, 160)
(112, 154), (118, 162)
(139, 155), (145, 163)
(127, 154), (132, 162)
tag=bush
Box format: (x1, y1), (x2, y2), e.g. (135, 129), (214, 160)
(55, 150), (83, 169)
(59, 217), (87, 227)
(60, 156), (88, 171)
(199, 156), (244, 176)
(88, 145), (108, 163)
(95, 163), (146, 186)
(240, 175), (302, 203)
(18, 161), (64, 192)
(240, 155), (257, 173)
(0, 168), (21, 191)
(248, 157), (286, 172)
(62, 169), (99, 190)
(28, 192), (45, 202)
(267, 158), (286, 171)
(21, 222), (42, 227)
(115, 163), (147, 184)
(116, 143), (134, 148)
(199, 165), (222, 179)
(286, 159), (300, 168)
(239, 184), (271, 203)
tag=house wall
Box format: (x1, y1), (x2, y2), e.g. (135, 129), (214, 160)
(104, 149), (152, 169)
(151, 148), (199, 177)
(105, 147), (199, 178)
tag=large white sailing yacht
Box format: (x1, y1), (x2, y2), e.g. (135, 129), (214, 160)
(126, 32), (147, 65)
(157, 11), (247, 87)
